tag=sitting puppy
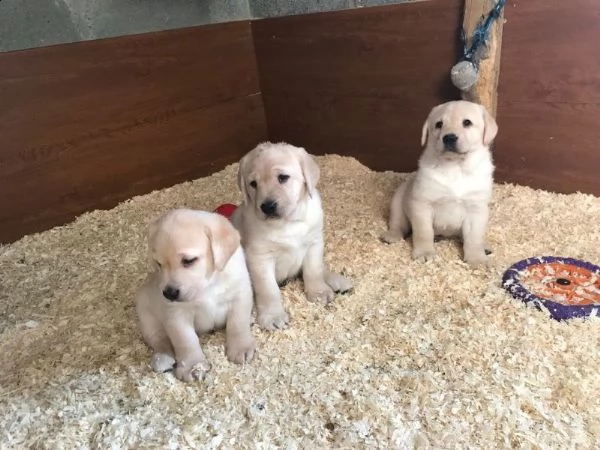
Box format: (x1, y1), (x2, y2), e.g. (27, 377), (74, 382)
(135, 209), (256, 382)
(381, 100), (498, 267)
(231, 142), (353, 331)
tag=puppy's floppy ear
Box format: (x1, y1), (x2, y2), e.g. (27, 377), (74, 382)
(237, 151), (252, 203)
(421, 104), (444, 147)
(147, 215), (160, 246)
(481, 105), (498, 146)
(146, 214), (162, 267)
(296, 146), (320, 197)
(205, 214), (241, 272)
(420, 118), (429, 147)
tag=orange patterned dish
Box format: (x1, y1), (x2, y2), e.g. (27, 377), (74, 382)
(502, 257), (600, 321)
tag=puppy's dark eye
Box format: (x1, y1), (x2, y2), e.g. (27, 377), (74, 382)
(182, 257), (198, 268)
(435, 120), (443, 129)
(278, 174), (290, 184)
(249, 180), (257, 189)
(463, 119), (473, 127)
(155, 261), (162, 268)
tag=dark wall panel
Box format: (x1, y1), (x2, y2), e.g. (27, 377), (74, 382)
(3, 0), (598, 243)
(496, 0), (600, 195)
(0, 22), (267, 243)
(252, 0), (462, 172)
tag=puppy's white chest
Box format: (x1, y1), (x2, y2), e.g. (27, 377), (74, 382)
(187, 283), (232, 331)
(418, 158), (493, 236)
(273, 221), (311, 248)
(438, 170), (477, 198)
(423, 162), (492, 201)
(272, 221), (314, 280)
(270, 207), (322, 282)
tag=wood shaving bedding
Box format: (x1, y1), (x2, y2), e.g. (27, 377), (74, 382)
(1, 155), (599, 449)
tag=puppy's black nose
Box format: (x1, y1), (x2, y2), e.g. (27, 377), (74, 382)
(162, 286), (180, 301)
(443, 133), (458, 150)
(260, 199), (278, 216)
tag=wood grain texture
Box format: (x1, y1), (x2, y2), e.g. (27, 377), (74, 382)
(495, 0), (600, 195)
(0, 22), (267, 243)
(252, 0), (463, 173)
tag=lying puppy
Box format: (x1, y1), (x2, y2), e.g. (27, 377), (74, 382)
(135, 208), (255, 382)
(381, 100), (498, 267)
(231, 142), (353, 331)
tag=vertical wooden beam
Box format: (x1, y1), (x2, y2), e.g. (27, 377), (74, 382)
(461, 0), (505, 116)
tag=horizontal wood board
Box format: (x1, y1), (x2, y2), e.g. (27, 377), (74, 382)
(252, 0), (463, 172)
(0, 21), (267, 242)
(495, 0), (600, 195)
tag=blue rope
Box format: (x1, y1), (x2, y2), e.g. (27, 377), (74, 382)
(461, 0), (506, 64)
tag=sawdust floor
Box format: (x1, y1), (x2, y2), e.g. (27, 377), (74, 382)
(1, 155), (600, 449)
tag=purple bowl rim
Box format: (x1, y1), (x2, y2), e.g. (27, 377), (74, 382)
(502, 256), (600, 321)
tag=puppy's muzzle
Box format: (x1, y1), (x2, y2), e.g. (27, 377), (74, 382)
(162, 285), (180, 301)
(260, 199), (279, 218)
(442, 133), (459, 152)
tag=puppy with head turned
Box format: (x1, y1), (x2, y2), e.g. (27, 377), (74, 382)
(382, 100), (498, 268)
(135, 209), (255, 382)
(231, 142), (353, 331)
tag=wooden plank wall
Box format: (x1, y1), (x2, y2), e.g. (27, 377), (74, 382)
(495, 0), (600, 195)
(0, 22), (267, 243)
(252, 0), (463, 173)
(2, 0), (599, 243)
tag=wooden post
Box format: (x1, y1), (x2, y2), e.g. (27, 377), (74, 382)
(461, 0), (505, 117)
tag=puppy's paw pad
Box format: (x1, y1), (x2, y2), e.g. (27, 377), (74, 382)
(326, 272), (353, 293)
(151, 353), (175, 373)
(380, 230), (404, 244)
(306, 284), (335, 305)
(227, 338), (257, 364)
(175, 359), (211, 382)
(412, 249), (436, 262)
(257, 310), (290, 331)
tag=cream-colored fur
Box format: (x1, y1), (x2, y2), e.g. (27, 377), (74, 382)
(135, 209), (256, 382)
(382, 100), (498, 267)
(231, 142), (353, 331)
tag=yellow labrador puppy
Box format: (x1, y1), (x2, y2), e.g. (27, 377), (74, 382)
(382, 100), (498, 267)
(231, 142), (353, 331)
(135, 209), (256, 382)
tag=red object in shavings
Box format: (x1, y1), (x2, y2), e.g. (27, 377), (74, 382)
(214, 203), (238, 219)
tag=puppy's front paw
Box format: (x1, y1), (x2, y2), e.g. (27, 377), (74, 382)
(464, 252), (490, 269)
(306, 282), (335, 305)
(380, 230), (404, 244)
(325, 272), (353, 293)
(174, 358), (211, 382)
(257, 309), (290, 331)
(412, 247), (436, 262)
(226, 336), (256, 364)
(151, 353), (175, 373)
